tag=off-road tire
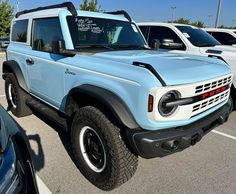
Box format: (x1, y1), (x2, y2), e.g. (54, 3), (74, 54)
(5, 73), (32, 117)
(71, 106), (138, 191)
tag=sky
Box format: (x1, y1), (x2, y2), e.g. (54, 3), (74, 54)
(8, 0), (236, 27)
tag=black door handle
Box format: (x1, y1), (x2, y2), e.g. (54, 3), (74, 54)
(26, 58), (34, 65)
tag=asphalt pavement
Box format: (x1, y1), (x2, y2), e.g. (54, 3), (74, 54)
(0, 52), (235, 194)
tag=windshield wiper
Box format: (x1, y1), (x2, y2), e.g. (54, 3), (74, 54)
(76, 45), (114, 50)
(115, 45), (150, 50)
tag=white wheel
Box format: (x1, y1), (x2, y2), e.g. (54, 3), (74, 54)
(79, 126), (107, 173)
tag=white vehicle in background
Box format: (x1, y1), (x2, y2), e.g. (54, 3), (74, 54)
(203, 28), (236, 46)
(138, 22), (236, 110)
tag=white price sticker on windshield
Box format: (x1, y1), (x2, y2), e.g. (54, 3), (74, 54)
(183, 32), (190, 38)
(131, 24), (139, 33)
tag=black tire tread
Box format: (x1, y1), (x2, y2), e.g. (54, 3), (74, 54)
(5, 73), (32, 117)
(71, 106), (138, 190)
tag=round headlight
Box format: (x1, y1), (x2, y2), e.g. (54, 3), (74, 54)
(158, 91), (180, 117)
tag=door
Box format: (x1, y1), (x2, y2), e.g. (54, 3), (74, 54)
(26, 17), (66, 108)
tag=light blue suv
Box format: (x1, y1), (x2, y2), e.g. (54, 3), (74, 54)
(2, 2), (233, 190)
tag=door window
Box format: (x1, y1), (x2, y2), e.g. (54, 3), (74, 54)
(32, 18), (63, 52)
(149, 26), (186, 50)
(11, 20), (28, 43)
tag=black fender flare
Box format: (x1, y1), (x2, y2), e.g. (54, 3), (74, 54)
(2, 60), (28, 92)
(66, 84), (139, 129)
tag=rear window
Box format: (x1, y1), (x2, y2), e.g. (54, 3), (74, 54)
(11, 20), (28, 43)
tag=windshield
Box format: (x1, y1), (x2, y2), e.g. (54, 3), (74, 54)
(176, 26), (221, 47)
(67, 16), (147, 50)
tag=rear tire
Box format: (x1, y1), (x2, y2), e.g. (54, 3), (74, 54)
(71, 106), (138, 190)
(5, 73), (32, 117)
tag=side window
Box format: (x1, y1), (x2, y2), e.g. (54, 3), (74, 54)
(11, 20), (28, 43)
(139, 26), (148, 38)
(32, 18), (63, 52)
(149, 26), (186, 50)
(211, 32), (236, 45)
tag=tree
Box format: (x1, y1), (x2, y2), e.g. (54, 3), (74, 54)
(0, 0), (14, 37)
(80, 0), (100, 12)
(170, 18), (190, 25)
(191, 21), (205, 28)
(168, 18), (205, 28)
(218, 25), (226, 28)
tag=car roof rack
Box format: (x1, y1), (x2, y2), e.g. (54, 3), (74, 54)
(105, 10), (132, 22)
(15, 2), (77, 18)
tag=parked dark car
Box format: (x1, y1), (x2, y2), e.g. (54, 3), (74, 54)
(0, 38), (9, 49)
(0, 104), (39, 194)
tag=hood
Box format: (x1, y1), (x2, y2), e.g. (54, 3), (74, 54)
(93, 50), (231, 86)
(199, 45), (236, 55)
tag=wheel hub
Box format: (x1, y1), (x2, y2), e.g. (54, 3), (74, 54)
(80, 126), (106, 173)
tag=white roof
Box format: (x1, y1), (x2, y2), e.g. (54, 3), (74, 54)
(137, 22), (192, 27)
(203, 28), (236, 32)
(15, 8), (129, 22)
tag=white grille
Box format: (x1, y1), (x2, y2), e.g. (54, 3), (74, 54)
(195, 76), (232, 94)
(193, 90), (229, 113)
(149, 73), (233, 122)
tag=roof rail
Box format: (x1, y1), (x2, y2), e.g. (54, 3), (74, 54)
(105, 10), (132, 22)
(15, 2), (77, 18)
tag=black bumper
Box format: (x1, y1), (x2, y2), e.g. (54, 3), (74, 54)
(126, 103), (230, 159)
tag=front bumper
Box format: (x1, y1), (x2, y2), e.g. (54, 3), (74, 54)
(126, 102), (230, 159)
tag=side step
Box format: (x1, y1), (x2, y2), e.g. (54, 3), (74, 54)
(26, 98), (69, 131)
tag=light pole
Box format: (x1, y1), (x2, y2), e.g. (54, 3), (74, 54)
(208, 15), (213, 27)
(215, 0), (222, 28)
(171, 6), (176, 22)
(15, 0), (20, 12)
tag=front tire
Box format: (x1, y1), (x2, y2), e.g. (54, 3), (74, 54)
(5, 73), (32, 117)
(71, 106), (138, 190)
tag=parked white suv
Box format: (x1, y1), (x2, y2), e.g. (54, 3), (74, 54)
(138, 22), (236, 110)
(203, 28), (236, 46)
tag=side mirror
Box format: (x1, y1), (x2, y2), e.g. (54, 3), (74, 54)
(161, 38), (184, 49)
(51, 40), (66, 54)
(151, 39), (160, 50)
(52, 40), (76, 57)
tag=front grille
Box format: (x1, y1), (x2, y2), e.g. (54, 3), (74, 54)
(192, 90), (229, 112)
(195, 76), (232, 94)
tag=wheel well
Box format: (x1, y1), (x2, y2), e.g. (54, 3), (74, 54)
(2, 63), (12, 74)
(2, 61), (28, 92)
(66, 91), (124, 128)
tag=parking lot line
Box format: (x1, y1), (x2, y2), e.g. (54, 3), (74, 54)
(36, 175), (52, 194)
(212, 130), (236, 140)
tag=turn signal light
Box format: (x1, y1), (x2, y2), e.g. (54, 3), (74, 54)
(148, 95), (154, 112)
